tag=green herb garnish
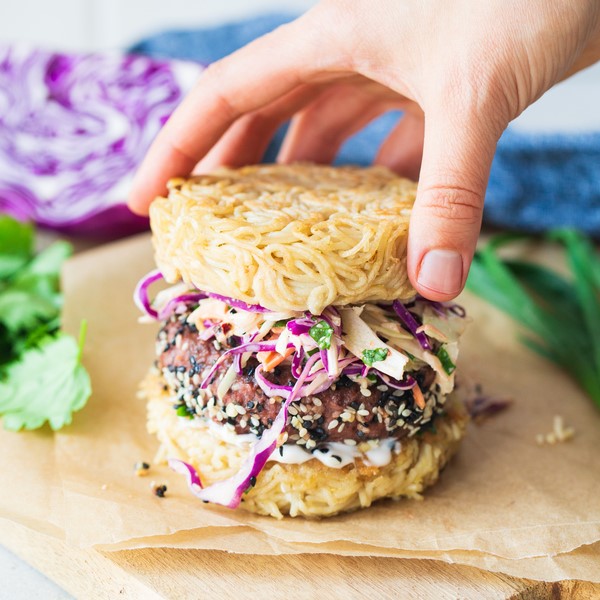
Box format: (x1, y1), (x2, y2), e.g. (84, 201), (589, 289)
(175, 404), (194, 419)
(436, 345), (456, 375)
(466, 229), (600, 408)
(273, 319), (291, 328)
(0, 215), (92, 430)
(309, 320), (334, 350)
(362, 347), (389, 367)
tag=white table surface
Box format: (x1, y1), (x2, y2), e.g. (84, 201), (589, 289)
(1, 29), (599, 600)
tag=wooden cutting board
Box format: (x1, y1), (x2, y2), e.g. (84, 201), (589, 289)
(4, 518), (600, 600)
(3, 233), (597, 599)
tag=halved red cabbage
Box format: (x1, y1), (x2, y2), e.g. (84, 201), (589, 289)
(0, 45), (202, 237)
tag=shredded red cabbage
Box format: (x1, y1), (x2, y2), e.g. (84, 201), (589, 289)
(207, 293), (270, 313)
(254, 365), (293, 398)
(158, 293), (207, 320)
(378, 373), (417, 391)
(192, 354), (321, 508)
(168, 458), (203, 491)
(199, 342), (294, 389)
(286, 319), (313, 336)
(392, 300), (432, 350)
(133, 269), (163, 319)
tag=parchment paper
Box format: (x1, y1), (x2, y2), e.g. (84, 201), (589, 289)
(1, 233), (599, 582)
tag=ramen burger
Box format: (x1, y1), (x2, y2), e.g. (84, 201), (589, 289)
(135, 164), (469, 519)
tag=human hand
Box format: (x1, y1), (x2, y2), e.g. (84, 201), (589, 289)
(128, 0), (600, 301)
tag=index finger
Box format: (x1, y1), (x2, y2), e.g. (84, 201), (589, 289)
(128, 10), (339, 214)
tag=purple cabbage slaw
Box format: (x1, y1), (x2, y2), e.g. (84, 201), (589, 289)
(0, 45), (202, 237)
(134, 269), (465, 508)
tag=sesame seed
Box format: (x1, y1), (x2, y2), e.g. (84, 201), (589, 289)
(299, 427), (308, 438)
(328, 419), (339, 430)
(153, 484), (167, 498)
(357, 409), (370, 417)
(402, 409), (412, 417)
(313, 398), (322, 407)
(344, 439), (357, 446)
(225, 404), (237, 418)
(337, 423), (345, 433)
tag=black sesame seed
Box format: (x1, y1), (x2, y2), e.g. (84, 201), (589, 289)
(249, 476), (257, 487)
(247, 401), (255, 409)
(153, 484), (167, 498)
(349, 400), (360, 410)
(337, 376), (353, 388)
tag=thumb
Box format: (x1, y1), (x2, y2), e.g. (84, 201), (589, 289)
(408, 109), (501, 301)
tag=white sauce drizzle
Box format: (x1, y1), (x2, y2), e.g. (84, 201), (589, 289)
(185, 417), (401, 469)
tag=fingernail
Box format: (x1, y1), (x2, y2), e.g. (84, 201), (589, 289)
(417, 249), (463, 296)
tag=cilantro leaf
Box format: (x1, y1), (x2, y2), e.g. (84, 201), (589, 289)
(0, 216), (34, 278)
(0, 240), (71, 336)
(0, 215), (90, 431)
(362, 347), (389, 367)
(309, 320), (334, 350)
(0, 331), (91, 431)
(436, 345), (456, 375)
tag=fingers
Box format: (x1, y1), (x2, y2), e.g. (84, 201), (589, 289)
(408, 109), (501, 301)
(195, 85), (323, 173)
(128, 12), (336, 214)
(374, 109), (424, 181)
(278, 83), (398, 164)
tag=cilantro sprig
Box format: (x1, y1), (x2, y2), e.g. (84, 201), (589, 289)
(0, 215), (91, 431)
(436, 345), (456, 375)
(362, 347), (389, 367)
(309, 320), (334, 350)
(466, 229), (600, 409)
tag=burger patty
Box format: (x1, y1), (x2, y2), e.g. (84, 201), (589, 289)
(156, 315), (444, 447)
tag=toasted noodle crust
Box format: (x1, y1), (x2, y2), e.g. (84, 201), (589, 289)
(142, 371), (468, 519)
(150, 164), (417, 314)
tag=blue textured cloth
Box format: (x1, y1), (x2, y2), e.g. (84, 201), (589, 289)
(131, 14), (600, 236)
